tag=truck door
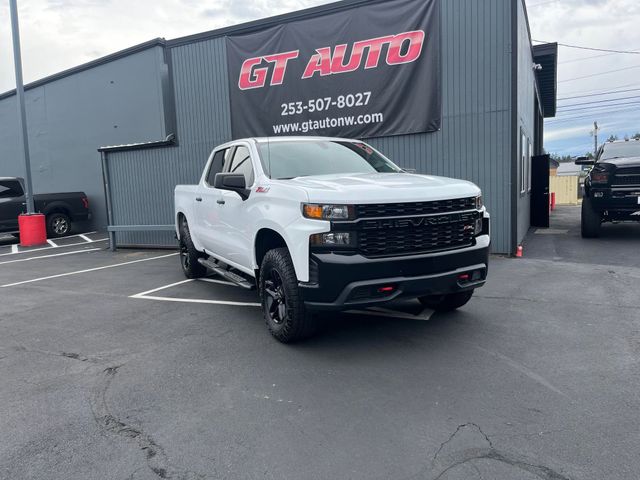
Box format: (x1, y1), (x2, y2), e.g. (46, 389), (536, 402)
(216, 145), (255, 271)
(0, 179), (26, 232)
(193, 148), (231, 254)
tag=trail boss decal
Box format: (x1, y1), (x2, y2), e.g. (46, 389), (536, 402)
(226, 0), (441, 139)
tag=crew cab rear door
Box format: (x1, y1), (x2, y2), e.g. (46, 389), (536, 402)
(216, 144), (256, 271)
(0, 179), (25, 232)
(193, 148), (231, 253)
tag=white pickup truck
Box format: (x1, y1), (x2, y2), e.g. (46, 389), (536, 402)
(175, 137), (490, 342)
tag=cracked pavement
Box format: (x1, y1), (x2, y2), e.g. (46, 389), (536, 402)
(1, 207), (639, 480)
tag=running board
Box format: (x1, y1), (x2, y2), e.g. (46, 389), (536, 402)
(197, 258), (255, 290)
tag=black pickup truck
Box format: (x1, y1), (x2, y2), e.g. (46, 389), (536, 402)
(576, 139), (640, 237)
(0, 177), (91, 238)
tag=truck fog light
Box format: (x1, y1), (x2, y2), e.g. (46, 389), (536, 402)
(310, 232), (353, 246)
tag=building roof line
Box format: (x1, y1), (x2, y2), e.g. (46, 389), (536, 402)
(166, 0), (387, 48)
(0, 38), (166, 101)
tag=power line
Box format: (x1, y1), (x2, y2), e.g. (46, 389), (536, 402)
(533, 39), (640, 55)
(546, 106), (640, 124)
(558, 87), (640, 101)
(560, 48), (640, 65)
(557, 100), (640, 114)
(561, 82), (640, 97)
(558, 64), (640, 83)
(557, 94), (640, 109)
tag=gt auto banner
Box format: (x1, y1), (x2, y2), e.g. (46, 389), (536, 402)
(225, 0), (441, 139)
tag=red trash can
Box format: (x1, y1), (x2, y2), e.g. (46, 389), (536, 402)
(18, 213), (47, 247)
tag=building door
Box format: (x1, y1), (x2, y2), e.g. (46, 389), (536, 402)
(530, 154), (550, 228)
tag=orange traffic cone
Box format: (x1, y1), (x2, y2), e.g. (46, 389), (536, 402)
(516, 245), (523, 258)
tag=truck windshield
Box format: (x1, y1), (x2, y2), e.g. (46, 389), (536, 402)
(257, 140), (402, 179)
(600, 142), (640, 160)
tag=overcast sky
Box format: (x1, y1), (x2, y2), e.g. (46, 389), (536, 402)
(1, 0), (639, 157)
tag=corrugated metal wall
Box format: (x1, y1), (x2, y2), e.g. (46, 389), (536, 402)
(105, 0), (516, 252)
(515, 0), (537, 244)
(108, 38), (231, 246)
(368, 0), (513, 252)
(0, 46), (169, 230)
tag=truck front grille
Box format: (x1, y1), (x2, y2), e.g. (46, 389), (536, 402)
(612, 171), (640, 186)
(355, 197), (476, 218)
(358, 220), (475, 257)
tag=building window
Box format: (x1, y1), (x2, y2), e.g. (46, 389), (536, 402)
(520, 130), (527, 194)
(527, 139), (533, 192)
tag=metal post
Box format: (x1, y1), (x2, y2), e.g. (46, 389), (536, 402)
(9, 0), (35, 214)
(100, 151), (117, 251)
(593, 121), (599, 157)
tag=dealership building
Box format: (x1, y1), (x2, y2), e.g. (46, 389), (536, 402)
(0, 0), (557, 254)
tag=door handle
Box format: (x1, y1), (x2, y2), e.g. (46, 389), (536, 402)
(217, 199), (226, 205)
(195, 197), (202, 202)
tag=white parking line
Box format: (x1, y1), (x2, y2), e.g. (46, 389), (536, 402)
(0, 238), (108, 257)
(0, 253), (178, 288)
(0, 248), (101, 265)
(129, 277), (260, 307)
(129, 277), (433, 319)
(47, 239), (58, 247)
(78, 234), (92, 242)
(130, 279), (195, 297)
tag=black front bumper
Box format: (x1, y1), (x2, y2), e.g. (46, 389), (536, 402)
(590, 188), (640, 220)
(300, 242), (489, 310)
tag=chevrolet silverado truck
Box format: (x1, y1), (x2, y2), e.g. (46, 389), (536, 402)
(175, 137), (490, 342)
(0, 177), (91, 237)
(576, 139), (640, 238)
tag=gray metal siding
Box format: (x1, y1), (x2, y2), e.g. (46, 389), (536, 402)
(515, 0), (536, 244)
(369, 0), (513, 252)
(0, 46), (168, 230)
(107, 38), (232, 247)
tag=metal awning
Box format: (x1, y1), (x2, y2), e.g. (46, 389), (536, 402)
(533, 42), (558, 118)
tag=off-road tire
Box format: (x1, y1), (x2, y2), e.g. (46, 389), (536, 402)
(179, 218), (206, 279)
(47, 212), (72, 238)
(581, 197), (601, 238)
(259, 247), (317, 343)
(418, 290), (474, 312)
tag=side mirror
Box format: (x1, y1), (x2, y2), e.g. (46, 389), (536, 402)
(214, 173), (250, 200)
(575, 157), (594, 166)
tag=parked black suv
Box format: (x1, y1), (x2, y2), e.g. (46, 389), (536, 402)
(0, 177), (91, 238)
(576, 140), (640, 237)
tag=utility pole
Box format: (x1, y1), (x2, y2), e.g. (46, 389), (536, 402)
(593, 121), (599, 157)
(10, 0), (35, 214)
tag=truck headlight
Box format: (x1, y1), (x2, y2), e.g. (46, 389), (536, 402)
(303, 204), (354, 220)
(310, 232), (355, 246)
(475, 195), (483, 210)
(591, 172), (609, 184)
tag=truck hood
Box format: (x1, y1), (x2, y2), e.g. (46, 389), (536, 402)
(600, 156), (640, 168)
(286, 172), (480, 203)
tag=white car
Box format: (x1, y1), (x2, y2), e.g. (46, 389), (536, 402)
(175, 137), (490, 342)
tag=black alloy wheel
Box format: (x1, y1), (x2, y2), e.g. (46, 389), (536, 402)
(264, 268), (288, 324)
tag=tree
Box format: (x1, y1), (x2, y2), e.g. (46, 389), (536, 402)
(632, 132), (640, 140)
(607, 134), (619, 142)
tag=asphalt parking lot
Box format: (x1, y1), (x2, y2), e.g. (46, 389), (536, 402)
(1, 208), (639, 480)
